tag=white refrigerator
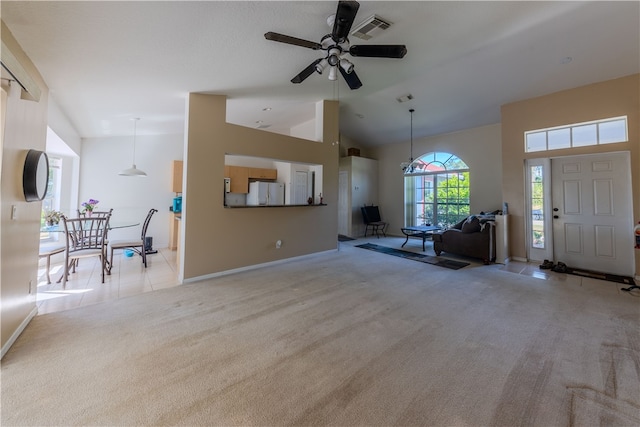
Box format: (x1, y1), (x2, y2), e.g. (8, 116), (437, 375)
(247, 182), (285, 206)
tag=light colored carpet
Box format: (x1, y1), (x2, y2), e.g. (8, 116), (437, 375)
(2, 241), (639, 426)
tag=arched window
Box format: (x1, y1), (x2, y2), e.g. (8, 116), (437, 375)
(404, 152), (469, 228)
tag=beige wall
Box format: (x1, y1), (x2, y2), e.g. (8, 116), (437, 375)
(1, 21), (49, 354)
(501, 74), (639, 276)
(181, 95), (339, 281)
(373, 123), (503, 235)
(338, 134), (373, 159)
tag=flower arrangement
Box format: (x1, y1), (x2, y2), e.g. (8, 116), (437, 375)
(81, 198), (99, 213)
(44, 210), (62, 226)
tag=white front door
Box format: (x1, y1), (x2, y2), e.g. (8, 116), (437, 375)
(551, 152), (634, 275)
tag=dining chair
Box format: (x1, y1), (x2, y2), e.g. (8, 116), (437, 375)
(66, 208), (115, 274)
(77, 208), (114, 218)
(58, 215), (111, 288)
(108, 208), (158, 273)
(39, 242), (66, 284)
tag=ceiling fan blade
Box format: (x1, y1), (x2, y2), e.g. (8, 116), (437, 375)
(265, 32), (322, 50)
(349, 45), (408, 58)
(339, 66), (362, 90)
(332, 1), (360, 43)
(291, 59), (322, 84)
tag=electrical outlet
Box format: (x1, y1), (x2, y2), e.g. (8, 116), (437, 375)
(276, 240), (282, 249)
(11, 205), (17, 220)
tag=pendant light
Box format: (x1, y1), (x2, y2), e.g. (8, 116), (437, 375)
(119, 117), (147, 177)
(401, 108), (416, 173)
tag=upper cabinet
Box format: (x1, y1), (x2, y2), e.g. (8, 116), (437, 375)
(224, 165), (250, 193)
(172, 160), (183, 193)
(250, 167), (277, 180)
(224, 165), (277, 193)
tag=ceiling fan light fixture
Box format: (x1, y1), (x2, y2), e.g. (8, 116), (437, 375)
(119, 117), (147, 177)
(328, 50), (341, 66)
(265, 0), (407, 90)
(315, 58), (329, 74)
(328, 66), (338, 81)
(340, 58), (354, 74)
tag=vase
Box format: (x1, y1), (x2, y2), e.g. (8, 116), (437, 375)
(87, 210), (93, 217)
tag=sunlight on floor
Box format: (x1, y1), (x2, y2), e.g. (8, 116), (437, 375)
(36, 247), (179, 315)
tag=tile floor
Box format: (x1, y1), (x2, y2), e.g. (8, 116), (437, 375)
(37, 236), (630, 315)
(36, 247), (180, 315)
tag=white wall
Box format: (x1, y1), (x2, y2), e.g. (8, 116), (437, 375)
(373, 123), (503, 235)
(80, 133), (184, 248)
(290, 118), (316, 140)
(48, 97), (81, 155)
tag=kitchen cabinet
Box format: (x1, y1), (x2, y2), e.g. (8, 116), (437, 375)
(171, 160), (183, 193)
(170, 160), (183, 251)
(225, 165), (250, 193)
(169, 214), (180, 250)
(224, 165), (277, 193)
(249, 167), (277, 180)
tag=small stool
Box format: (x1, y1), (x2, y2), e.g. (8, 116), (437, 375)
(39, 243), (65, 284)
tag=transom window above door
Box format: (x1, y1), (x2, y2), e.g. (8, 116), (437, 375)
(524, 116), (627, 153)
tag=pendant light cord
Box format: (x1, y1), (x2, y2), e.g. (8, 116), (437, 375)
(409, 108), (414, 162)
(132, 117), (139, 165)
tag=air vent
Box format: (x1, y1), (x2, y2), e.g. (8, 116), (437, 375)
(396, 94), (413, 103)
(350, 15), (392, 41)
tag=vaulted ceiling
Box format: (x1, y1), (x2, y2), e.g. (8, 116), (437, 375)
(2, 1), (638, 147)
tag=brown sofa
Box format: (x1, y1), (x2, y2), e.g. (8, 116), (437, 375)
(432, 215), (495, 264)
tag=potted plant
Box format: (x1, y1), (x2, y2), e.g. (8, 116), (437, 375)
(45, 210), (62, 226)
(81, 198), (99, 215)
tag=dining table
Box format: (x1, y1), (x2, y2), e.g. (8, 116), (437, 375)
(40, 219), (141, 284)
(41, 220), (140, 233)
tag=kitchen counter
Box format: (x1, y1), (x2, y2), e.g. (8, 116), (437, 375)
(224, 204), (327, 209)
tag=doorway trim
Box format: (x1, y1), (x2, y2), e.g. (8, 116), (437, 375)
(526, 151), (634, 276)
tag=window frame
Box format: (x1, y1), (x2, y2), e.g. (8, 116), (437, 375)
(404, 152), (470, 229)
(524, 116), (627, 153)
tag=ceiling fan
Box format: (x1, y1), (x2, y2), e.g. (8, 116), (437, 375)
(264, 0), (407, 90)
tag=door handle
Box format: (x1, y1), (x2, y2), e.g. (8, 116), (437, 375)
(553, 215), (559, 219)
(553, 208), (559, 212)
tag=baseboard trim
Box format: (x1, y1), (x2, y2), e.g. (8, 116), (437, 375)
(512, 256), (528, 263)
(1, 305), (38, 360)
(183, 249), (338, 284)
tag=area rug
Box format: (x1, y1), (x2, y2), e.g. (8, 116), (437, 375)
(356, 243), (470, 270)
(564, 266), (637, 288)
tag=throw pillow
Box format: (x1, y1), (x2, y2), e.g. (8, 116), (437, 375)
(461, 216), (481, 233)
(451, 218), (466, 230)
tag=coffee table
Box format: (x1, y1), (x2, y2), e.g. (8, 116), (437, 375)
(401, 225), (442, 251)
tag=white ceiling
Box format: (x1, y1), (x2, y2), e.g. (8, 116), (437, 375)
(2, 1), (638, 147)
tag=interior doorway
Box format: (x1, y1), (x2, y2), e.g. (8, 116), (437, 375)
(292, 171), (309, 205)
(338, 170), (348, 236)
